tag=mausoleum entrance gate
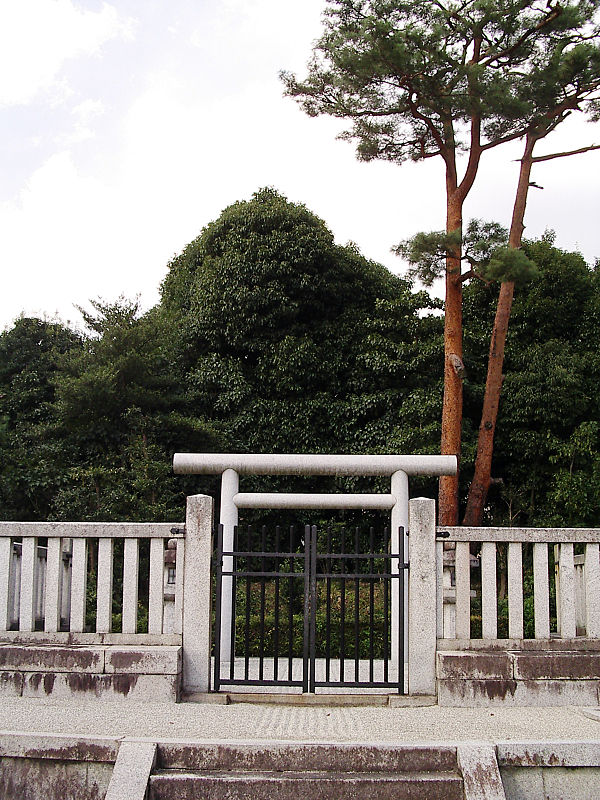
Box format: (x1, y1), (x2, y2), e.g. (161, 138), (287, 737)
(173, 453), (457, 693)
(213, 520), (408, 693)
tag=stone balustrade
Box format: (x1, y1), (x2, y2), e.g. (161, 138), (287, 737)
(0, 521), (185, 638)
(0, 495), (213, 698)
(437, 525), (600, 643)
(2, 494), (600, 706)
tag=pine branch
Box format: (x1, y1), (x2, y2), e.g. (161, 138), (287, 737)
(479, 4), (564, 68)
(531, 143), (600, 162)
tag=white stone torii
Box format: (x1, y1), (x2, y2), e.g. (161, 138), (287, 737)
(173, 453), (457, 665)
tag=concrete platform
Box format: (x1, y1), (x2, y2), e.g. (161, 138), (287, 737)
(3, 722), (600, 800)
(3, 695), (600, 743)
(3, 700), (600, 799)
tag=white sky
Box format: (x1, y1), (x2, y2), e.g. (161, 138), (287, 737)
(1, 0), (599, 330)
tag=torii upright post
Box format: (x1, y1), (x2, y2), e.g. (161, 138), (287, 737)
(391, 470), (409, 673)
(219, 468), (238, 663)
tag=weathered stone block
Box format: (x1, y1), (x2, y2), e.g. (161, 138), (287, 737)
(499, 766), (544, 800)
(437, 651), (512, 680)
(0, 732), (119, 762)
(438, 678), (600, 707)
(438, 678), (518, 706)
(501, 766), (600, 800)
(22, 672), (179, 701)
(148, 771), (465, 800)
(457, 743), (506, 800)
(512, 651), (600, 681)
(105, 646), (181, 675)
(0, 670), (24, 696)
(105, 740), (157, 800)
(0, 757), (112, 800)
(0, 645), (104, 673)
(497, 741), (600, 768)
(156, 741), (459, 774)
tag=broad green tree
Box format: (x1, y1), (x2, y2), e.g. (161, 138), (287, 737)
(50, 298), (220, 521)
(282, 0), (600, 524)
(161, 188), (443, 469)
(0, 317), (82, 520)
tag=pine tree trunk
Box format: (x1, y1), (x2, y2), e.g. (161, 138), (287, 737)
(462, 280), (514, 525)
(463, 134), (536, 526)
(439, 194), (464, 526)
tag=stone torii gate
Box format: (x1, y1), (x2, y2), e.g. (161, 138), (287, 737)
(173, 453), (457, 666)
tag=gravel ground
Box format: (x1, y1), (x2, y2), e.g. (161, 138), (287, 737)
(1, 698), (600, 744)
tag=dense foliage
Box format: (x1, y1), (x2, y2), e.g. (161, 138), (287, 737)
(0, 190), (443, 521)
(462, 236), (600, 526)
(161, 189), (442, 458)
(0, 191), (598, 527)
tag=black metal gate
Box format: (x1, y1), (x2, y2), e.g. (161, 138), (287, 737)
(213, 523), (408, 693)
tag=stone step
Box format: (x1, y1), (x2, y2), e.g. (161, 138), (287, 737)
(148, 769), (465, 800)
(156, 741), (459, 774)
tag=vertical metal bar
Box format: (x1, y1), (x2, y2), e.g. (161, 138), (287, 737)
(288, 526), (295, 683)
(302, 525), (311, 693)
(325, 526), (331, 683)
(229, 525), (237, 681)
(259, 525), (267, 681)
(273, 525), (280, 681)
(244, 525), (251, 681)
(307, 524), (316, 693)
(354, 526), (360, 683)
(383, 526), (389, 683)
(398, 526), (405, 694)
(369, 526), (374, 683)
(340, 526), (346, 682)
(213, 523), (223, 692)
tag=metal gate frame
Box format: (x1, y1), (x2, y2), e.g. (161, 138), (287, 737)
(213, 523), (408, 693)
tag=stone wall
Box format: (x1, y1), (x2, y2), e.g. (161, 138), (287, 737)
(438, 649), (600, 706)
(0, 643), (181, 701)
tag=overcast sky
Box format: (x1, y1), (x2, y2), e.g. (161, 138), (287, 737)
(1, 0), (599, 331)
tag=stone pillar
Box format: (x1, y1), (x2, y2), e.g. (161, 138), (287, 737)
(219, 468), (239, 662)
(182, 494), (213, 693)
(390, 470), (409, 670)
(408, 497), (437, 696)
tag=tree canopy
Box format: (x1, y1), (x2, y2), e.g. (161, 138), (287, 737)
(161, 188), (443, 458)
(1, 192), (598, 529)
(282, 0), (600, 524)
